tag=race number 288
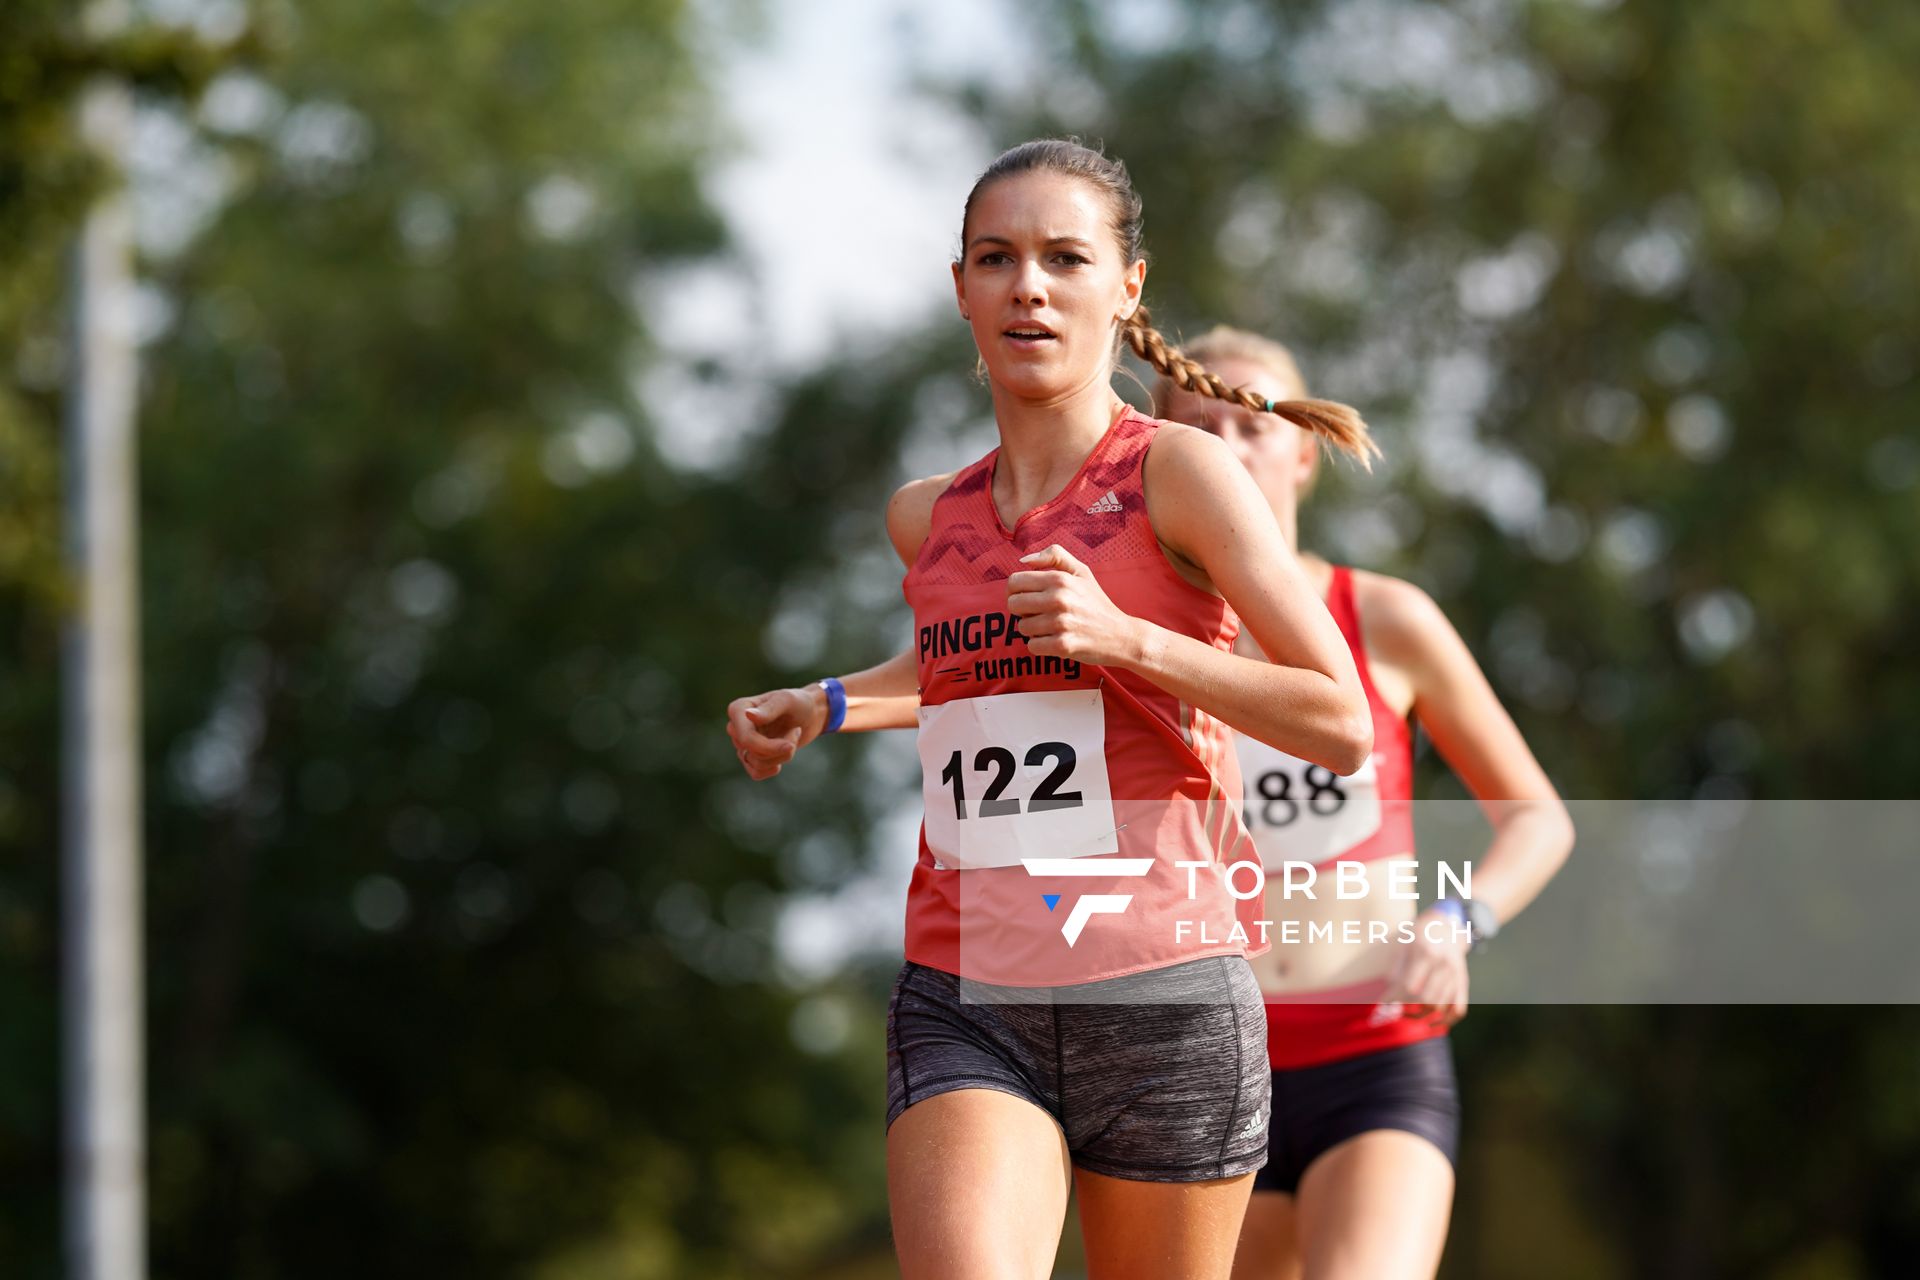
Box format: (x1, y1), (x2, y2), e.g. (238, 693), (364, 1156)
(1247, 764), (1347, 829)
(1232, 730), (1383, 869)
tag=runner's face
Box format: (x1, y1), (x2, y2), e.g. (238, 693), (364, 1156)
(952, 172), (1144, 402)
(1159, 357), (1317, 506)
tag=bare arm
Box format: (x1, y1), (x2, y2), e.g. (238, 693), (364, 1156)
(1370, 574), (1573, 923)
(1007, 426), (1371, 773)
(1369, 573), (1574, 1022)
(723, 475), (949, 778)
(725, 651), (920, 779)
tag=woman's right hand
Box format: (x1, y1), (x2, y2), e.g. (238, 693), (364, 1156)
(726, 685), (828, 780)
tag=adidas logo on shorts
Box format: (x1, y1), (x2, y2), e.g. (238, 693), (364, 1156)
(1086, 489), (1122, 515)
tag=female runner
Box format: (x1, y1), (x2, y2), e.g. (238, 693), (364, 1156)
(725, 141), (1378, 1279)
(1155, 327), (1575, 1280)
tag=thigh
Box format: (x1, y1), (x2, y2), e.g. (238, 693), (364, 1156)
(1063, 957), (1271, 1184)
(888, 1088), (1072, 1280)
(1295, 1130), (1454, 1280)
(1075, 1164), (1255, 1280)
(887, 961), (1055, 1130)
(1231, 1191), (1303, 1280)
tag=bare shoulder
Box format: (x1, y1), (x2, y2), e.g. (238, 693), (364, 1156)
(1142, 420), (1250, 520)
(1349, 569), (1458, 671)
(1143, 418), (1238, 484)
(885, 471), (958, 567)
(1145, 420), (1288, 588)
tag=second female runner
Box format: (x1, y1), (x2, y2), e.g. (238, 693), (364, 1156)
(1156, 327), (1575, 1280)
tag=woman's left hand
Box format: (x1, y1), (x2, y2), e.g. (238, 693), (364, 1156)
(1383, 906), (1472, 1027)
(1006, 544), (1145, 668)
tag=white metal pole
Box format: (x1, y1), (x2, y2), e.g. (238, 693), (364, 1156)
(63, 3), (145, 1274)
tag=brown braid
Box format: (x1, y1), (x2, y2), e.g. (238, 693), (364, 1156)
(1124, 306), (1380, 467)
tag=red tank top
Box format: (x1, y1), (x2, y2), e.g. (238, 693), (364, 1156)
(1241, 566), (1445, 1069)
(902, 407), (1265, 987)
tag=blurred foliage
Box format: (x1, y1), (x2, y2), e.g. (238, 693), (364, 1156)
(959, 0), (1920, 1274)
(0, 0), (103, 610)
(4, 0), (924, 1276)
(0, 1), (243, 606)
(1, 0), (245, 1269)
(992, 0), (1920, 804)
(6, 0), (1920, 1276)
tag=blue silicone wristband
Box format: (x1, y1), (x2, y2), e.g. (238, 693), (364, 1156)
(820, 677), (847, 734)
(1434, 896), (1468, 927)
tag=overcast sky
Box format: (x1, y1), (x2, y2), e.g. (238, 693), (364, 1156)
(676, 0), (1031, 367)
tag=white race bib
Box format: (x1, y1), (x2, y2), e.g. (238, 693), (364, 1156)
(1234, 732), (1382, 868)
(918, 689), (1119, 870)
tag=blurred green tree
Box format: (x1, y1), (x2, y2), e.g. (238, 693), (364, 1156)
(975, 0), (1920, 802)
(4, 1), (929, 1275)
(950, 0), (1920, 1274)
(0, 0), (87, 610)
(2, 2), (234, 1270)
(9, 0), (1917, 1275)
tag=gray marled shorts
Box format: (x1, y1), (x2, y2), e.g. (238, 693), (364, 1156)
(884, 956), (1270, 1183)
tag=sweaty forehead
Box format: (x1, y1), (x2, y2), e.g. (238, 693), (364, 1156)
(967, 172), (1116, 246)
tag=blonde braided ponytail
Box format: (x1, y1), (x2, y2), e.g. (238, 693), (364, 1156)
(1124, 307), (1379, 466)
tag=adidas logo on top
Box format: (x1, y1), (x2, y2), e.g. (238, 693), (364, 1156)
(1086, 489), (1122, 515)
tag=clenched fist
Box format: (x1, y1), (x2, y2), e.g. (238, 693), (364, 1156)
(1005, 543), (1143, 668)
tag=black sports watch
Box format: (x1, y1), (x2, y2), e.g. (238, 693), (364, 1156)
(1441, 894), (1499, 953)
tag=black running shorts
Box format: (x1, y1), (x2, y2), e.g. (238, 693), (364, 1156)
(885, 955), (1270, 1183)
(1252, 1036), (1460, 1195)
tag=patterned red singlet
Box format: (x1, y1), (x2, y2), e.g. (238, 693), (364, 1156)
(902, 407), (1266, 987)
(1235, 565), (1445, 1069)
